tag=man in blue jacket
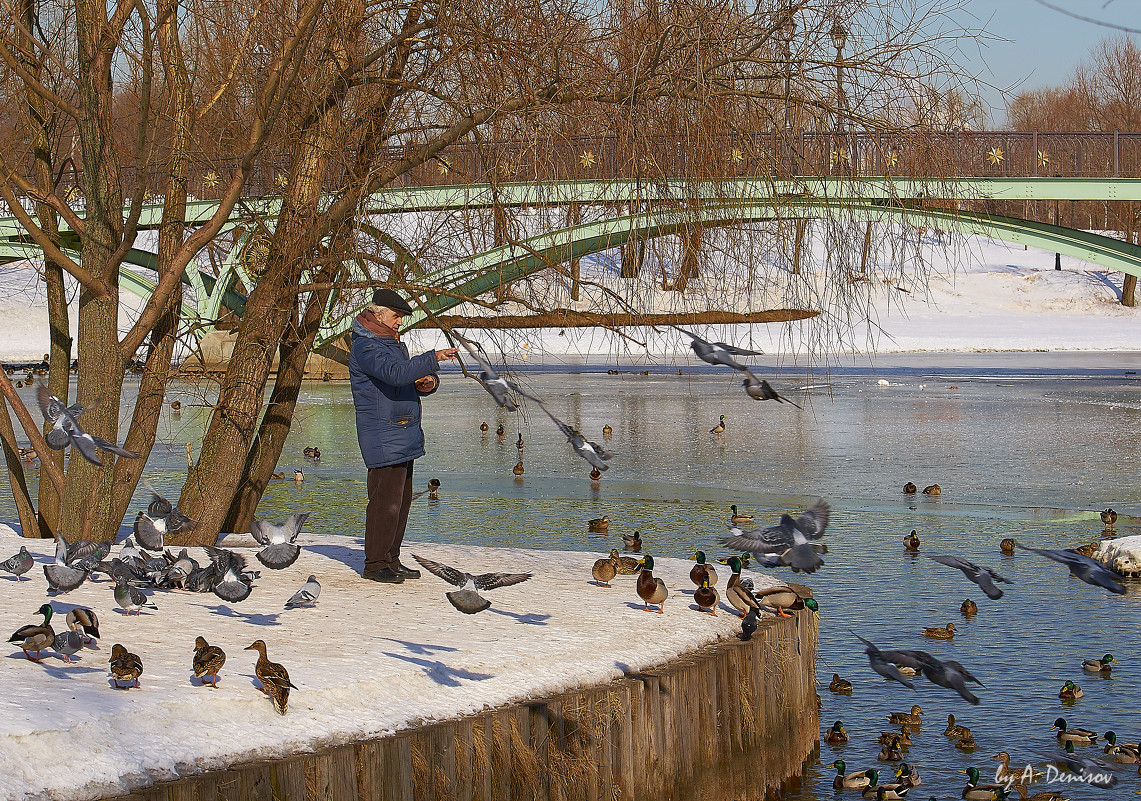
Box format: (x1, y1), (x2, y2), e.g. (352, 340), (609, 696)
(350, 288), (457, 583)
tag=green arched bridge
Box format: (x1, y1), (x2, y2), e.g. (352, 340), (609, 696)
(1, 175), (1139, 349)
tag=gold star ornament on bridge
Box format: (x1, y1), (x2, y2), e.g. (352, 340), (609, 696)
(579, 150), (595, 169)
(203, 171), (220, 188)
(986, 147), (1004, 166)
(730, 148), (744, 163)
(1037, 150), (1049, 167)
(831, 148), (849, 165)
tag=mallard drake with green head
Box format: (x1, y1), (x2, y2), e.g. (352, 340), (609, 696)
(753, 585), (802, 618)
(1104, 731), (1141, 763)
(694, 576), (719, 615)
(895, 762), (921, 786)
(922, 622), (956, 639)
(944, 714), (968, 737)
(109, 643), (143, 688)
(887, 705), (923, 726)
(831, 761), (872, 791)
(1082, 653), (1116, 674)
(689, 550), (718, 587)
(496, 424), (505, 438)
(1058, 680), (1083, 700)
(193, 636), (226, 688)
(961, 598), (978, 617)
(1052, 717), (1097, 744)
(730, 505), (754, 526)
(710, 415), (726, 435)
(903, 531), (920, 551)
(824, 720), (849, 744)
(246, 639), (296, 715)
(8, 603), (55, 661)
(829, 673), (853, 694)
(636, 555), (668, 613)
(959, 767), (1005, 800)
(858, 770), (907, 800)
(1101, 508), (1118, 529)
(622, 531), (642, 552)
(877, 737), (904, 762)
(587, 515), (610, 533)
(722, 556), (760, 617)
(591, 553), (617, 587)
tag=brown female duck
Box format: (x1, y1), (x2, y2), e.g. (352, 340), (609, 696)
(246, 639), (296, 715)
(192, 636), (227, 688)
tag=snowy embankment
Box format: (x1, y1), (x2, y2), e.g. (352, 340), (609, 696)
(0, 525), (780, 801)
(1096, 535), (1141, 577)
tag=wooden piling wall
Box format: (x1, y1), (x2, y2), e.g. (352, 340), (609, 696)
(105, 608), (818, 801)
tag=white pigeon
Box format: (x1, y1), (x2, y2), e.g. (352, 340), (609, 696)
(285, 575), (321, 609)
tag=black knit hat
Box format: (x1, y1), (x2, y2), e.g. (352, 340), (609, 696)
(372, 288), (414, 315)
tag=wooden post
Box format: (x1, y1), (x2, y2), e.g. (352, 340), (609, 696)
(792, 219), (806, 274)
(1124, 205), (1136, 307)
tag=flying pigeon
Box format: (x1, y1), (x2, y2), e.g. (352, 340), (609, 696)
(44, 563), (88, 593)
(524, 396), (613, 471)
(926, 555), (1011, 600)
(742, 369), (801, 407)
(1016, 542), (1126, 594)
(114, 575), (157, 615)
(854, 634), (916, 689)
(909, 651), (980, 704)
(1036, 741), (1121, 788)
(141, 479), (196, 536)
(204, 546), (254, 602)
(457, 339), (518, 411)
(133, 512), (166, 552)
(285, 575), (321, 609)
(675, 329), (763, 372)
(0, 545), (33, 580)
(35, 381), (137, 466)
(251, 513), (308, 570)
(721, 499), (831, 574)
(412, 553), (532, 614)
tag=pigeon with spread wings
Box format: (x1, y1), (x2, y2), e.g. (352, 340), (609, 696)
(743, 369), (801, 407)
(675, 329), (763, 372)
(926, 555), (1011, 600)
(36, 381), (137, 467)
(412, 554), (532, 614)
(853, 633), (916, 690)
(523, 392), (614, 472)
(456, 338), (518, 411)
(1016, 542), (1126, 595)
(721, 499), (830, 573)
(251, 513), (308, 570)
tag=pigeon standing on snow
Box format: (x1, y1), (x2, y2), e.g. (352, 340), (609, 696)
(675, 329), (764, 372)
(35, 381), (137, 466)
(285, 575), (321, 609)
(44, 562), (88, 593)
(926, 554), (1011, 600)
(114, 575), (157, 615)
(1016, 542), (1127, 594)
(52, 629), (86, 662)
(251, 513), (308, 570)
(721, 499), (831, 574)
(412, 553), (532, 614)
(0, 545), (33, 580)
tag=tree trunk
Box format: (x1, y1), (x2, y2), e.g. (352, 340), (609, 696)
(566, 204), (581, 301)
(673, 226), (702, 292)
(0, 399), (40, 537)
(792, 219), (807, 274)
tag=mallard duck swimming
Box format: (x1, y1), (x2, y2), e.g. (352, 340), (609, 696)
(427, 478), (440, 499)
(922, 484), (941, 495)
(1101, 508), (1118, 529)
(512, 461), (525, 476)
(992, 751), (1044, 783)
(689, 550), (718, 587)
(636, 555), (668, 613)
(955, 728), (978, 751)
(1058, 680), (1083, 700)
(8, 603), (55, 661)
(730, 505), (754, 526)
(109, 643), (143, 688)
(858, 770), (906, 800)
(922, 622), (956, 639)
(1052, 717), (1097, 744)
(1010, 785), (1064, 801)
(66, 607), (100, 643)
(1000, 538), (1016, 554)
(591, 553), (618, 587)
(170, 400), (181, 411)
(496, 424), (505, 438)
(903, 531), (920, 551)
(903, 482), (917, 494)
(824, 720), (849, 744)
(831, 761), (872, 791)
(887, 705), (923, 726)
(587, 515), (610, 533)
(877, 737), (903, 762)
(602, 424), (612, 439)
(722, 556), (760, 618)
(246, 639), (296, 715)
(1104, 731), (1141, 763)
(609, 549), (641, 575)
(622, 531), (642, 552)
(878, 725), (912, 747)
(944, 713), (968, 737)
(895, 762), (921, 786)
(709, 415), (726, 435)
(829, 673), (853, 694)
(193, 636), (226, 688)
(959, 767), (1004, 800)
(1082, 653), (1116, 674)
(694, 576), (719, 615)
(961, 598), (978, 617)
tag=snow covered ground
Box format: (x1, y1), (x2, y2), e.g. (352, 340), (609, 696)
(0, 525), (780, 801)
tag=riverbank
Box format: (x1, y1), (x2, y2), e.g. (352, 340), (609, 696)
(0, 525), (808, 801)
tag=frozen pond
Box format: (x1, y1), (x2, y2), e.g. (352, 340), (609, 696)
(5, 351), (1141, 800)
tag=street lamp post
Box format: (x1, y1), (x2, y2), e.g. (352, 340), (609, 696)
(779, 9), (797, 175)
(830, 20), (850, 174)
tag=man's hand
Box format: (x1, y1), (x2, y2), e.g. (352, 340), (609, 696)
(435, 348), (459, 362)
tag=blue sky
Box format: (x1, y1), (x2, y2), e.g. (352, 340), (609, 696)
(952, 0), (1138, 124)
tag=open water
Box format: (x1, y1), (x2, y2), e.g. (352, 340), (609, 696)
(6, 352), (1141, 799)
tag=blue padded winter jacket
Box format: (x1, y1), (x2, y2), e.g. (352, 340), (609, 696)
(349, 319), (440, 469)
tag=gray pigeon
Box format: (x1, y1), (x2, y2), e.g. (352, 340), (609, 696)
(251, 513), (308, 570)
(157, 549), (199, 588)
(1016, 542), (1127, 594)
(52, 629), (85, 662)
(527, 396), (613, 471)
(114, 575), (157, 615)
(676, 329), (763, 371)
(458, 339), (518, 411)
(721, 499), (831, 574)
(44, 563), (88, 593)
(0, 545), (33, 580)
(64, 539), (110, 566)
(1037, 741), (1120, 788)
(204, 546), (253, 602)
(854, 634), (916, 689)
(926, 554), (1011, 600)
(412, 553), (532, 614)
(35, 381), (137, 466)
(119, 537), (144, 562)
(141, 480), (196, 536)
(133, 512), (166, 551)
(742, 369), (801, 407)
(909, 651), (980, 704)
(285, 575), (321, 608)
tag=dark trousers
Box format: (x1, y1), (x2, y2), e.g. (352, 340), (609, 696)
(365, 461), (414, 572)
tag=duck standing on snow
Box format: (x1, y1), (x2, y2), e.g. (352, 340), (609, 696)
(66, 607), (100, 643)
(609, 548), (640, 575)
(193, 636), (227, 688)
(109, 643), (143, 688)
(721, 555), (760, 618)
(246, 640), (295, 714)
(693, 575), (719, 615)
(0, 545), (34, 580)
(635, 555), (668, 613)
(591, 553), (618, 587)
(8, 603), (56, 661)
(688, 550), (718, 587)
